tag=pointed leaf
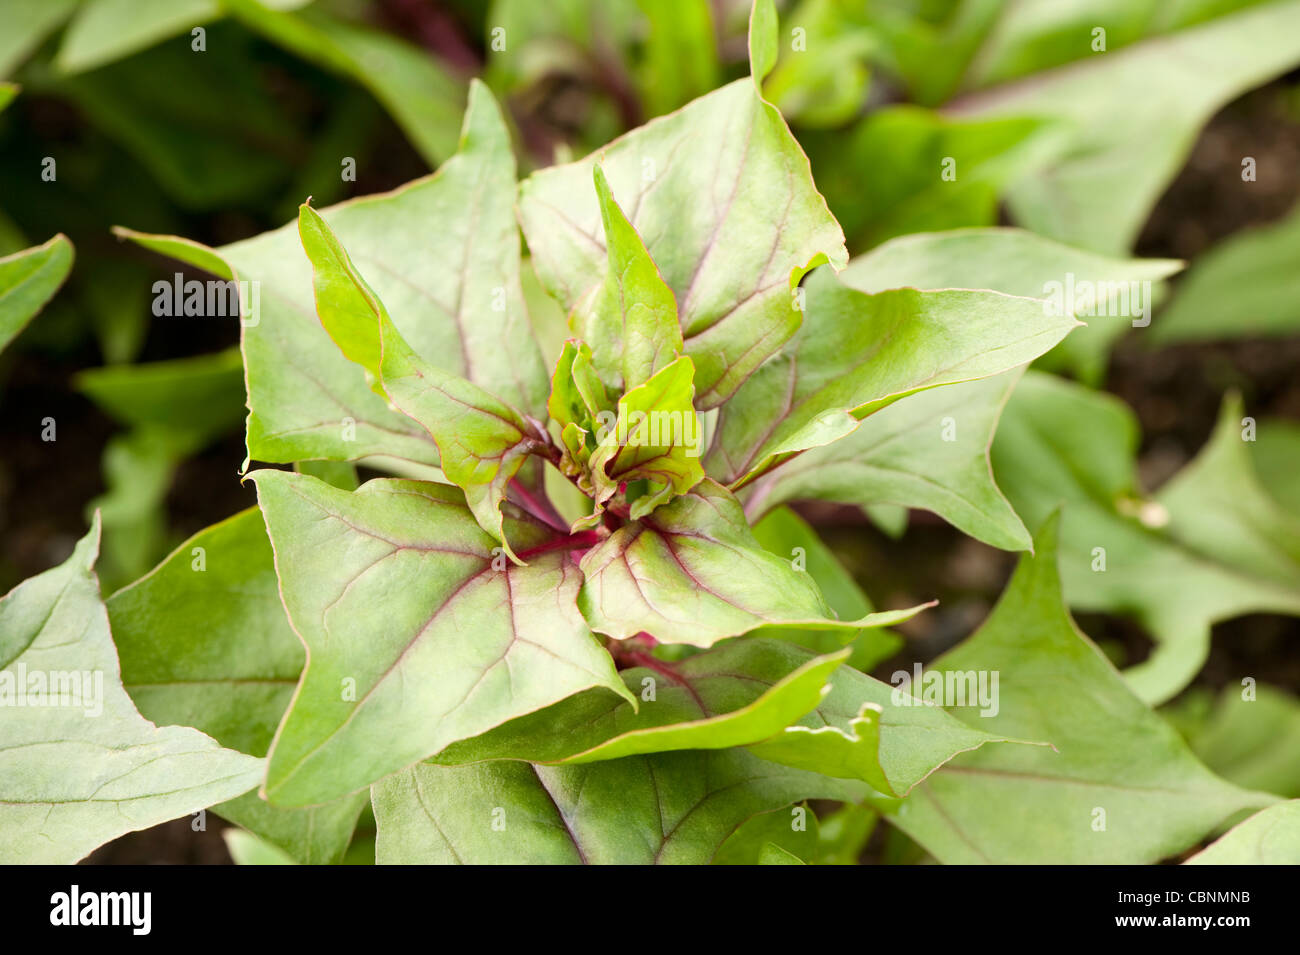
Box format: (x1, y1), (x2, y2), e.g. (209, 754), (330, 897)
(0, 234), (73, 354)
(108, 508), (366, 864)
(743, 369), (1031, 551)
(708, 266), (1078, 487)
(889, 515), (1278, 864)
(250, 471), (632, 806)
(0, 518), (263, 864)
(518, 1), (847, 410)
(577, 479), (929, 646)
(993, 373), (1300, 703)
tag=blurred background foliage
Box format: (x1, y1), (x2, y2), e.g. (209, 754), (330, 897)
(2, 0), (1300, 861)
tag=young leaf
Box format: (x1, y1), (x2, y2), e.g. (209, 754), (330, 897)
(518, 1), (848, 410)
(708, 267), (1079, 487)
(1184, 801), (1300, 865)
(250, 471), (633, 806)
(993, 373), (1300, 704)
(372, 748), (867, 865)
(297, 201), (549, 558)
(587, 355), (706, 520)
(1178, 685), (1300, 800)
(0, 234), (73, 353)
(577, 479), (930, 646)
(0, 517), (264, 863)
(108, 508), (367, 865)
(573, 165), (684, 393)
(116, 80), (546, 467)
(714, 803), (820, 865)
(743, 369), (1031, 552)
(888, 514), (1279, 865)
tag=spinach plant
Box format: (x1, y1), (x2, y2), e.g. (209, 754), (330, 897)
(2, 0), (1293, 866)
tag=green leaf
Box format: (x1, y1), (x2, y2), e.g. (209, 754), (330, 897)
(77, 347), (245, 442)
(0, 517), (263, 863)
(838, 227), (1183, 384)
(0, 234), (73, 354)
(951, 1), (1300, 253)
(297, 201), (548, 558)
(224, 829), (298, 866)
(815, 802), (877, 864)
(750, 506), (902, 669)
(636, 0), (721, 117)
(1253, 420), (1300, 518)
(372, 749), (866, 864)
(758, 842), (805, 864)
(116, 80), (547, 468)
(0, 0), (78, 78)
(744, 369), (1031, 552)
(708, 266), (1079, 487)
(577, 479), (928, 646)
(575, 164), (683, 393)
(108, 508), (367, 864)
(1153, 202), (1300, 343)
(518, 3), (848, 410)
(587, 355), (706, 520)
(762, 0), (875, 128)
(714, 803), (820, 865)
(0, 82), (15, 111)
(56, 0), (214, 74)
(1185, 801), (1300, 865)
(221, 0), (464, 167)
(805, 109), (1054, 249)
(888, 514), (1278, 864)
(993, 373), (1300, 704)
(1178, 685), (1300, 800)
(250, 471), (632, 806)
(433, 641), (851, 765)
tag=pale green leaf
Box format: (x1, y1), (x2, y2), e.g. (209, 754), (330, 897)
(1185, 801), (1300, 865)
(993, 373), (1300, 704)
(250, 471), (632, 806)
(577, 479), (928, 646)
(889, 514), (1278, 864)
(708, 266), (1078, 487)
(0, 518), (263, 864)
(0, 234), (73, 354)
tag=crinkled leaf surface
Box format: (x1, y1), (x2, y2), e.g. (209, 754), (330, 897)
(435, 637), (1018, 798)
(517, 2), (847, 410)
(577, 479), (927, 646)
(432, 641), (851, 765)
(251, 471), (632, 806)
(889, 515), (1278, 865)
(107, 508), (367, 864)
(0, 234), (73, 353)
(993, 373), (1300, 703)
(1185, 801), (1300, 865)
(743, 369), (1030, 551)
(372, 748), (866, 865)
(0, 518), (263, 863)
(707, 265), (1078, 487)
(117, 80), (546, 468)
(950, 0), (1300, 254)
